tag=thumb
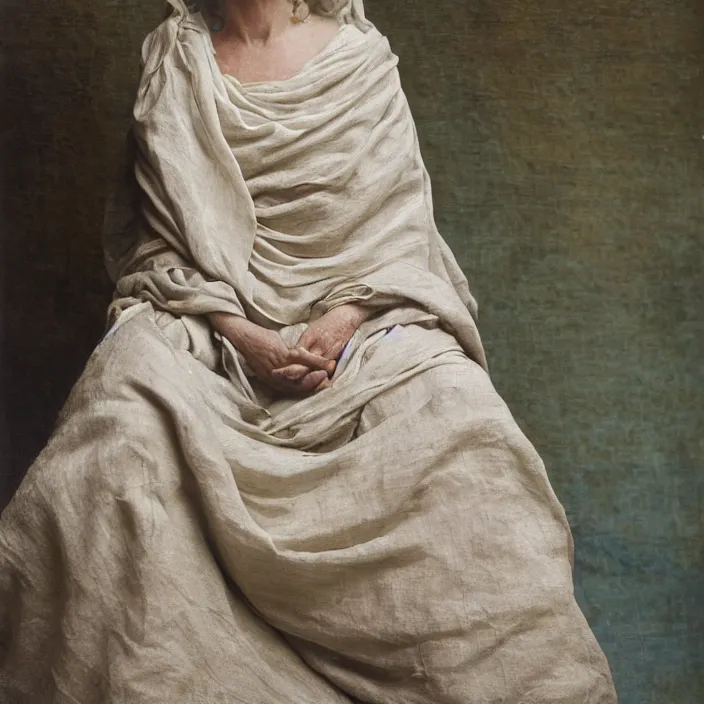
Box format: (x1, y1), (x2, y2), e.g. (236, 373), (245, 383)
(296, 327), (317, 351)
(297, 335), (325, 359)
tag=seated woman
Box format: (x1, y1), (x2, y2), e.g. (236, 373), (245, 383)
(0, 1), (617, 702)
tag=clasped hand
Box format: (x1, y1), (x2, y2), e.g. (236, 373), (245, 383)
(210, 304), (368, 396)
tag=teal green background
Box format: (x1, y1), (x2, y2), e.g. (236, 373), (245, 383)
(1, 1), (703, 701)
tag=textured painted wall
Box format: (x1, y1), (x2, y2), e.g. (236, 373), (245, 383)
(1, 1), (703, 701)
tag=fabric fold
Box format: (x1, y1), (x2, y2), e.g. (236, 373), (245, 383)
(103, 1), (486, 368)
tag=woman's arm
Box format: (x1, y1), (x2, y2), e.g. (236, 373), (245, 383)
(207, 311), (253, 347)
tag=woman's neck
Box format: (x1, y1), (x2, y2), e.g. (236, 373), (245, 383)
(217, 0), (294, 45)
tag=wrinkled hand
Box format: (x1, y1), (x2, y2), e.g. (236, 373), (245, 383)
(272, 304), (369, 390)
(209, 314), (334, 395)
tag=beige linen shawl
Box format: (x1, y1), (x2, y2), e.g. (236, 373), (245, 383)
(0, 4), (619, 700)
(103, 0), (487, 370)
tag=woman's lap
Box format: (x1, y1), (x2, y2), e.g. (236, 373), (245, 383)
(0, 308), (616, 703)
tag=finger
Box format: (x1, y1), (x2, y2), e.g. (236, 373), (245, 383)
(305, 342), (325, 357)
(296, 330), (313, 350)
(298, 370), (329, 392)
(314, 377), (331, 393)
(291, 347), (336, 374)
(272, 364), (310, 380)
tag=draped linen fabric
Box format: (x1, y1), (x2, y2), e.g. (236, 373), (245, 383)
(0, 1), (617, 702)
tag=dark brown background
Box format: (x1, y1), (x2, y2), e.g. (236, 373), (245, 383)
(1, 1), (703, 701)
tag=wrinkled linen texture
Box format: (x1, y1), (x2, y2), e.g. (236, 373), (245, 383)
(0, 1), (617, 702)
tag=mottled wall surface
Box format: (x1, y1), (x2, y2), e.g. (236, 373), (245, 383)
(1, 1), (703, 701)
